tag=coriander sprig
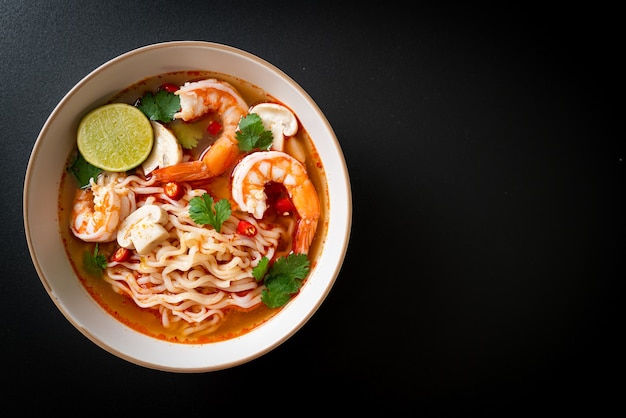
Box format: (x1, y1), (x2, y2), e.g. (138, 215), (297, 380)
(236, 113), (273, 151)
(137, 89), (180, 123)
(69, 152), (102, 189)
(252, 253), (310, 308)
(83, 243), (107, 277)
(188, 193), (231, 232)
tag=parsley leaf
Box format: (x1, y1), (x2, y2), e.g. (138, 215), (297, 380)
(236, 113), (273, 151)
(188, 193), (231, 232)
(69, 152), (102, 189)
(83, 243), (107, 277)
(252, 253), (310, 308)
(137, 89), (180, 123)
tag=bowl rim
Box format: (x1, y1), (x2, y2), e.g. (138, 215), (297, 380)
(23, 41), (352, 372)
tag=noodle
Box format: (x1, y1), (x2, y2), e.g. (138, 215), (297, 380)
(101, 173), (284, 337)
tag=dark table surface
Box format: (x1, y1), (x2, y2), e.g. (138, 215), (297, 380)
(2, 2), (622, 414)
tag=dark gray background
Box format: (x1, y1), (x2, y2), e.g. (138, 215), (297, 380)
(2, 1), (622, 414)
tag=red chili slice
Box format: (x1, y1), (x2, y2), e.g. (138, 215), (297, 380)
(110, 247), (131, 263)
(164, 182), (185, 200)
(160, 83), (179, 93)
(275, 197), (294, 214)
(237, 220), (257, 237)
(207, 120), (222, 135)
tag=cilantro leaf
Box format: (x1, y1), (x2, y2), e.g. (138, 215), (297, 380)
(262, 273), (300, 308)
(255, 254), (310, 308)
(252, 257), (270, 281)
(83, 243), (107, 277)
(170, 122), (203, 149)
(188, 193), (231, 232)
(236, 113), (273, 152)
(269, 253), (310, 278)
(69, 152), (102, 189)
(137, 89), (180, 123)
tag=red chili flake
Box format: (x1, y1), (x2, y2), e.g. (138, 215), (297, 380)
(236, 220), (257, 237)
(110, 247), (131, 263)
(207, 120), (222, 135)
(160, 83), (179, 93)
(164, 182), (185, 200)
(275, 197), (294, 214)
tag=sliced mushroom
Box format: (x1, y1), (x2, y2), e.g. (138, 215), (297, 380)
(141, 121), (183, 175)
(117, 204), (169, 255)
(249, 103), (298, 151)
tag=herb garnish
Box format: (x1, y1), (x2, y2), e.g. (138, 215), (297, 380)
(170, 122), (203, 149)
(188, 193), (231, 232)
(236, 113), (273, 151)
(252, 253), (310, 308)
(69, 152), (102, 189)
(137, 89), (180, 123)
(83, 243), (107, 277)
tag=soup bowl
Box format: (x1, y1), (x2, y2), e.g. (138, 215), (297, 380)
(23, 41), (351, 372)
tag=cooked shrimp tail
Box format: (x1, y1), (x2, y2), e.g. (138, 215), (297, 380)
(291, 180), (320, 254)
(231, 150), (320, 254)
(151, 78), (248, 183)
(70, 173), (130, 242)
(152, 160), (210, 183)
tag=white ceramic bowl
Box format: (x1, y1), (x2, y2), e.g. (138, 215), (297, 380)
(24, 41), (351, 372)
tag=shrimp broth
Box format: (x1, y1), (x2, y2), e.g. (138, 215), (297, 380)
(58, 71), (329, 344)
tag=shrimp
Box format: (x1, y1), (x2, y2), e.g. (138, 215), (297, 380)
(70, 173), (131, 242)
(151, 78), (248, 183)
(231, 150), (320, 254)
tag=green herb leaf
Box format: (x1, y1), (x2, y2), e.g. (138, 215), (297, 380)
(69, 152), (102, 189)
(236, 113), (273, 151)
(188, 193), (231, 232)
(137, 89), (180, 123)
(262, 273), (299, 308)
(170, 122), (203, 149)
(256, 253), (310, 308)
(83, 243), (107, 277)
(269, 253), (310, 278)
(252, 257), (270, 281)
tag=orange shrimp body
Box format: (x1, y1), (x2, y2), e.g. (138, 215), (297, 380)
(152, 79), (248, 183)
(70, 173), (131, 242)
(231, 151), (320, 254)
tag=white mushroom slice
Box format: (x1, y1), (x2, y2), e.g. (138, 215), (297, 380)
(141, 121), (183, 175)
(249, 103), (298, 151)
(117, 204), (169, 255)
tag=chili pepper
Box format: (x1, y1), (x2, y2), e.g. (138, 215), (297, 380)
(275, 197), (293, 214)
(237, 220), (257, 237)
(110, 247), (131, 263)
(164, 182), (185, 200)
(160, 83), (179, 93)
(207, 120), (222, 135)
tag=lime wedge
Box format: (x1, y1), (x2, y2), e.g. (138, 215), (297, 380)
(77, 103), (154, 172)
